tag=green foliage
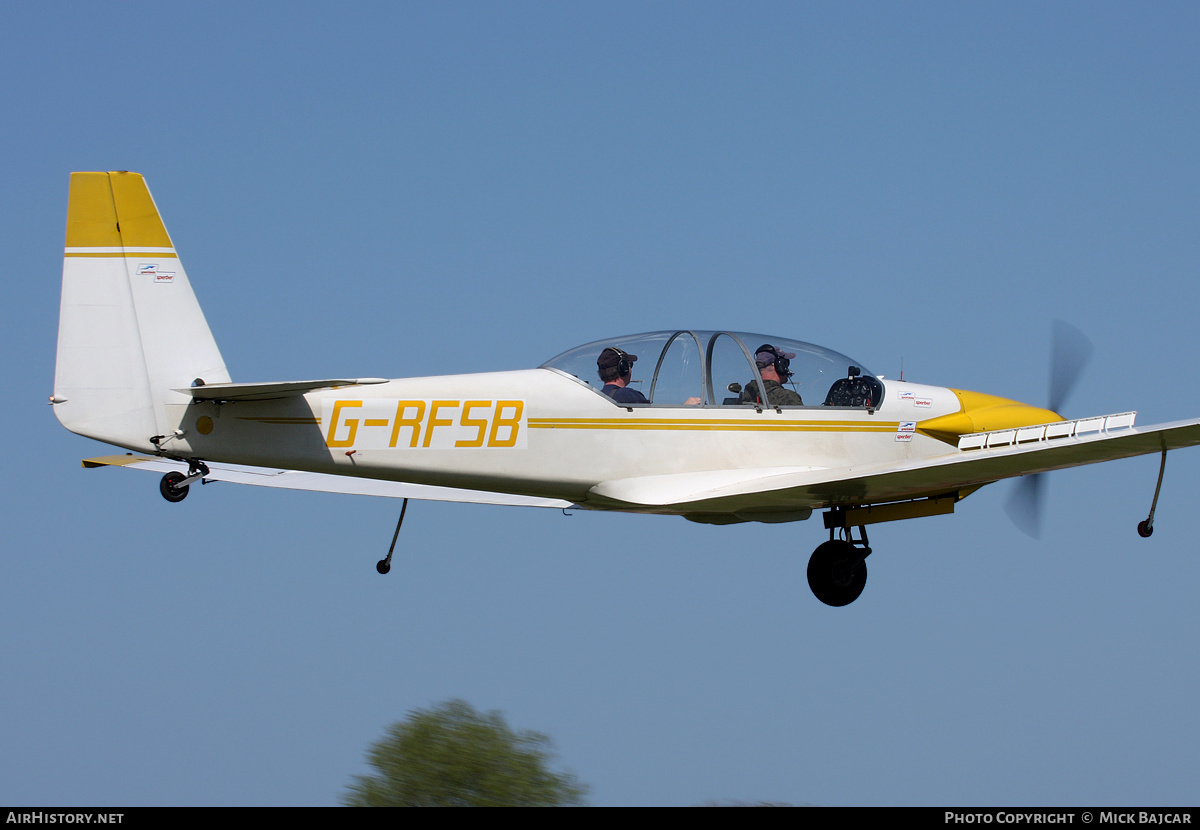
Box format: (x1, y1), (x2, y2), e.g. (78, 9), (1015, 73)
(342, 699), (588, 807)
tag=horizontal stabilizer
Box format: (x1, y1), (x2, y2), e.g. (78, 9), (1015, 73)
(176, 378), (389, 402)
(82, 455), (575, 509)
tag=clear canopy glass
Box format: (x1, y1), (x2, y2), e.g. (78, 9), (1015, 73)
(540, 330), (881, 408)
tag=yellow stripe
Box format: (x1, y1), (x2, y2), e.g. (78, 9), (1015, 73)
(529, 417), (887, 426)
(235, 414), (896, 432)
(63, 251), (179, 258)
(528, 418), (899, 433)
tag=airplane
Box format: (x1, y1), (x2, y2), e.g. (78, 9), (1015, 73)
(52, 171), (1200, 606)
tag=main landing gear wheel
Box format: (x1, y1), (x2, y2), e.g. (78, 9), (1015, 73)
(159, 471), (189, 503)
(1137, 520), (1154, 538)
(807, 540), (867, 607)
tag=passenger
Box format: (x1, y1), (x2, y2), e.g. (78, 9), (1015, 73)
(597, 347), (649, 404)
(741, 344), (803, 406)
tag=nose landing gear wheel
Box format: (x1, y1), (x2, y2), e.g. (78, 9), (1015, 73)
(159, 471), (189, 503)
(807, 540), (867, 607)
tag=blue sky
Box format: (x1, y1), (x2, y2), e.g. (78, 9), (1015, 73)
(4, 2), (1200, 806)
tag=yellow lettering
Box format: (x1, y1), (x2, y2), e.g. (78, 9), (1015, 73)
(326, 400), (362, 447)
(423, 400), (458, 448)
(457, 400), (490, 447)
(487, 400), (523, 447)
(389, 400), (426, 448)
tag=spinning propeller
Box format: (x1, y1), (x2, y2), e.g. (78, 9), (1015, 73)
(1003, 321), (1094, 538)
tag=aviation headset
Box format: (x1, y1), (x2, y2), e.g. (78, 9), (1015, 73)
(599, 347), (636, 382)
(613, 348), (633, 378)
(755, 344), (793, 382)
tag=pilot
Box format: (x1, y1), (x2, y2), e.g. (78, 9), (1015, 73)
(597, 347), (649, 404)
(741, 344), (803, 406)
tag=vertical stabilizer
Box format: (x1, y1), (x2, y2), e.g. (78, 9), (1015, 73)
(53, 172), (230, 451)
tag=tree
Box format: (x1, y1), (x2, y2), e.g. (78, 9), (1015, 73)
(342, 699), (588, 807)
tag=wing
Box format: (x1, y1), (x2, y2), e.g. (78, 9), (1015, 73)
(82, 455), (576, 509)
(586, 413), (1200, 517)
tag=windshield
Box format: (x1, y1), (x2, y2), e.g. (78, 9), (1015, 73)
(540, 330), (880, 408)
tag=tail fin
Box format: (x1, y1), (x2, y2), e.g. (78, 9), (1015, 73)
(52, 172), (230, 451)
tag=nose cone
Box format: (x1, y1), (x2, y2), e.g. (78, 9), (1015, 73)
(918, 389), (1063, 446)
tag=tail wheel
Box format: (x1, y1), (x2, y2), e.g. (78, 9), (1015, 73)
(160, 471), (189, 503)
(807, 540), (867, 607)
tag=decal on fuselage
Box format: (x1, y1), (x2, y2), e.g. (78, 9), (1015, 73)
(323, 399), (526, 450)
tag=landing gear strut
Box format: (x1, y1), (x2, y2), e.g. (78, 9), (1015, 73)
(808, 516), (870, 607)
(377, 498), (409, 574)
(1138, 448), (1168, 538)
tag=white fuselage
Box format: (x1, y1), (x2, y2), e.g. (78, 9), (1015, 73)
(160, 369), (962, 509)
